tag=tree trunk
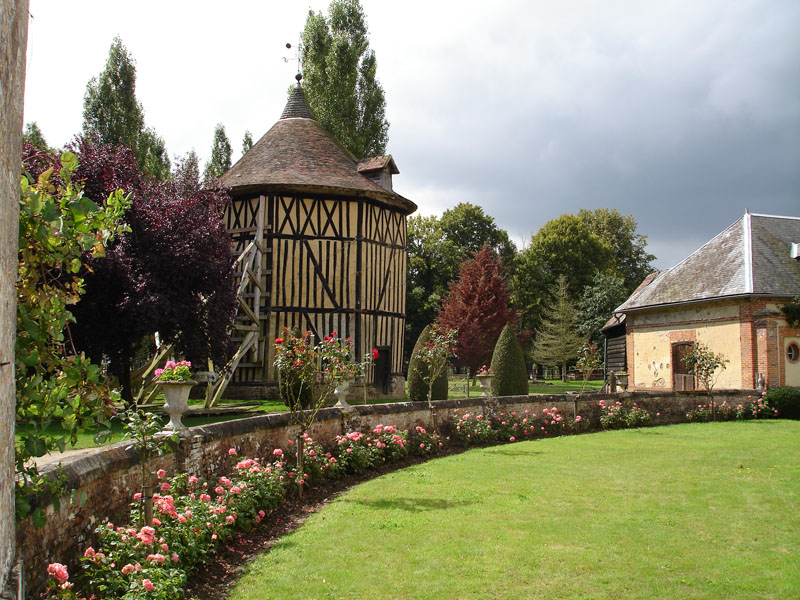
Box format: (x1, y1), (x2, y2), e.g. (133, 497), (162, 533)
(1, 0), (30, 591)
(296, 432), (304, 498)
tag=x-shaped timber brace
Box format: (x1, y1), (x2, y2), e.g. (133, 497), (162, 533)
(206, 196), (266, 407)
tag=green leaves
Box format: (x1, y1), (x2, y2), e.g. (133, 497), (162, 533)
(15, 155), (129, 525)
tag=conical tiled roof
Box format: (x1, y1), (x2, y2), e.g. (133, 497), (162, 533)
(221, 84), (416, 214)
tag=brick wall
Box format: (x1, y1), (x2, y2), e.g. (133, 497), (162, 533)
(17, 390), (756, 595)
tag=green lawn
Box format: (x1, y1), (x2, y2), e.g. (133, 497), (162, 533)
(446, 377), (603, 397)
(229, 421), (800, 600)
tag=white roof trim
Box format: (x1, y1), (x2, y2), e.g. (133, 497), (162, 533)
(744, 211), (753, 294)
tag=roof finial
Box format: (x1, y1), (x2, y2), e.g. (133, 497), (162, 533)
(283, 42), (303, 84)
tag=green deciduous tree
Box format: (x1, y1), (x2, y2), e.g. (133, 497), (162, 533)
(440, 203), (517, 275)
(531, 275), (584, 381)
(82, 37), (170, 179)
(515, 214), (610, 335)
(577, 208), (655, 291)
(205, 123), (232, 179)
(300, 0), (388, 158)
(577, 271), (629, 345)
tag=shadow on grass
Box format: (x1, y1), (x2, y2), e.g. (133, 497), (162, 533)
(488, 449), (545, 457)
(345, 496), (477, 512)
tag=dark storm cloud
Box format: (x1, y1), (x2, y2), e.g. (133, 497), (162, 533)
(386, 0), (800, 269)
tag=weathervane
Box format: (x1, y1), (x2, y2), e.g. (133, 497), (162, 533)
(283, 42), (303, 82)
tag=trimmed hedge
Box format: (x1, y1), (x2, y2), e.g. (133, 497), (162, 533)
(407, 324), (448, 402)
(490, 323), (529, 397)
(767, 386), (800, 420)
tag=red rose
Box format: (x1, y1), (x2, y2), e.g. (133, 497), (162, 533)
(275, 338), (284, 344)
(372, 348), (379, 360)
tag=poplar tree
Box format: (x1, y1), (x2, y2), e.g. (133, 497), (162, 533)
(82, 37), (170, 179)
(532, 275), (584, 381)
(300, 0), (389, 158)
(23, 122), (48, 150)
(242, 130), (254, 154)
(205, 123), (232, 179)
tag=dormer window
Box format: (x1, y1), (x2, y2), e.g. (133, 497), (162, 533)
(357, 155), (399, 192)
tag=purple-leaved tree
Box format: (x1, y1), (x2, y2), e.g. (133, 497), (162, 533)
(22, 138), (237, 402)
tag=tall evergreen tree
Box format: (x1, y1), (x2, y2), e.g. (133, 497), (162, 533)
(300, 0), (388, 158)
(242, 130), (254, 154)
(437, 245), (515, 380)
(82, 37), (170, 179)
(206, 123), (232, 179)
(532, 275), (584, 381)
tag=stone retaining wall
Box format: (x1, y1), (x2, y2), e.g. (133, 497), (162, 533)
(17, 390), (756, 595)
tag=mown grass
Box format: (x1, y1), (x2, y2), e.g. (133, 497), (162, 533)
(229, 421), (800, 600)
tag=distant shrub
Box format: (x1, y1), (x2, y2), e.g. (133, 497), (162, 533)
(407, 325), (448, 402)
(490, 323), (529, 397)
(766, 387), (800, 419)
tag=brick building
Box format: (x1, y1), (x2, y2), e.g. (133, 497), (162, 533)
(613, 212), (800, 391)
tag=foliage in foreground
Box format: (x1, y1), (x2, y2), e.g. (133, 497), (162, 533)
(16, 153), (129, 524)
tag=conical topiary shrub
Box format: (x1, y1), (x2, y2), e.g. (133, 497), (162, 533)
(490, 323), (529, 397)
(407, 325), (448, 402)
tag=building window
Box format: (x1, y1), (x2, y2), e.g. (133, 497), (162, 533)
(788, 342), (800, 363)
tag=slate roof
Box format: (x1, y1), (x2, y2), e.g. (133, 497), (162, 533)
(357, 155), (399, 175)
(221, 84), (416, 215)
(616, 213), (800, 312)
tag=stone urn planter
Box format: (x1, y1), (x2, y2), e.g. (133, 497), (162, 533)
(159, 381), (196, 430)
(476, 374), (493, 398)
(333, 380), (351, 410)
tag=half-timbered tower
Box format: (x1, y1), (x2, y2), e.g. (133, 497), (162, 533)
(218, 82), (416, 398)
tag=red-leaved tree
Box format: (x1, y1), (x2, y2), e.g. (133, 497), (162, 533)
(22, 139), (237, 402)
(437, 244), (516, 381)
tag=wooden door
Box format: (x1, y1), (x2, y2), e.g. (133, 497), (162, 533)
(672, 343), (695, 391)
(373, 346), (391, 394)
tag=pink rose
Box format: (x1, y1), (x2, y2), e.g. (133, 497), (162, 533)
(156, 469), (166, 478)
(47, 563), (69, 585)
(142, 579), (154, 591)
(228, 448), (237, 456)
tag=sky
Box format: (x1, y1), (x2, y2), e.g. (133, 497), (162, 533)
(22, 0), (800, 270)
